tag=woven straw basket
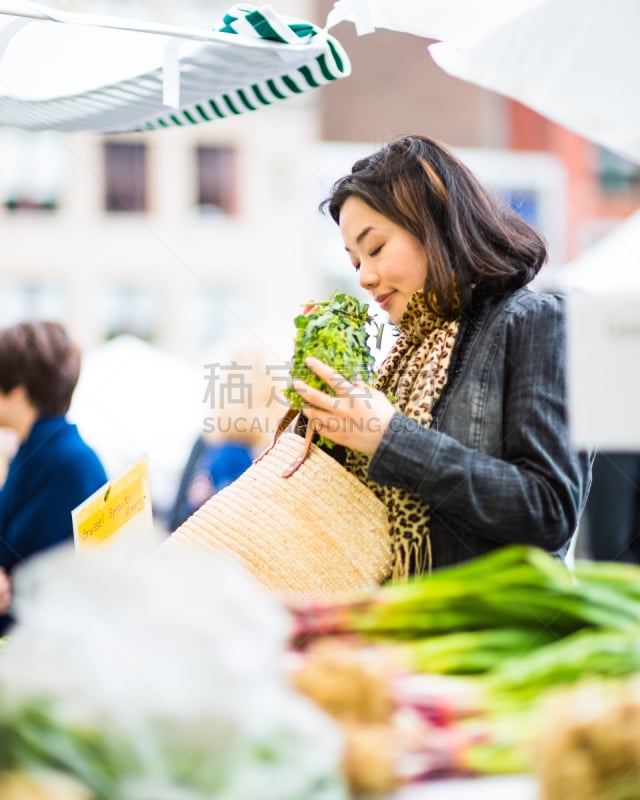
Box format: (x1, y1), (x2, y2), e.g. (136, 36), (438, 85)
(164, 433), (391, 598)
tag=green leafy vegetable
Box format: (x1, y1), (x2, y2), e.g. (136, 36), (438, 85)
(284, 293), (377, 411)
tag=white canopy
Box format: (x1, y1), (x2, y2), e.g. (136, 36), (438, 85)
(0, 2), (350, 132)
(329, 0), (640, 164)
(69, 335), (204, 517)
(1, 0), (637, 163)
(547, 210), (640, 294)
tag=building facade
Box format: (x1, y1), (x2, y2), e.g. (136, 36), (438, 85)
(1, 0), (638, 357)
(0, 0), (326, 362)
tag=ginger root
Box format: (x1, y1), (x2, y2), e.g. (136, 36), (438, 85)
(536, 678), (640, 800)
(291, 638), (410, 797)
(290, 638), (395, 724)
(341, 721), (401, 797)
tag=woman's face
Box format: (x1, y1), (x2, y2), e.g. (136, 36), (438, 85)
(339, 196), (428, 325)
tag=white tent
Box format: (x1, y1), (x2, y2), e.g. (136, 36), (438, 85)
(69, 335), (204, 519)
(0, 2), (350, 131)
(328, 0), (640, 165)
(1, 0), (638, 165)
(547, 210), (640, 294)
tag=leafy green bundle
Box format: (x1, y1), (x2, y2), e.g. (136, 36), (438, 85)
(284, 293), (376, 410)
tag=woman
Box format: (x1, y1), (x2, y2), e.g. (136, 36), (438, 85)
(0, 321), (107, 632)
(168, 338), (279, 531)
(294, 135), (592, 579)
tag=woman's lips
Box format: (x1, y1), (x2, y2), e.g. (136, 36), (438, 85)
(375, 291), (396, 310)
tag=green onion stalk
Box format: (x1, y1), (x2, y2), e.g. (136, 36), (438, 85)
(394, 629), (640, 778)
(290, 545), (640, 645)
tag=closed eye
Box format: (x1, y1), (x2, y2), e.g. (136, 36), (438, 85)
(369, 245), (383, 257)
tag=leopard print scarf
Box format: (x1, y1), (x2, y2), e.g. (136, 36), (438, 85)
(346, 291), (459, 580)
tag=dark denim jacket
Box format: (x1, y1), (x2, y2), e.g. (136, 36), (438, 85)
(368, 287), (593, 570)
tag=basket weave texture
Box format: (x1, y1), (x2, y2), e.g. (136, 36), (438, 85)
(165, 433), (391, 597)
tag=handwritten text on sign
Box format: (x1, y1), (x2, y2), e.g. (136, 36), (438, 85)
(72, 457), (151, 550)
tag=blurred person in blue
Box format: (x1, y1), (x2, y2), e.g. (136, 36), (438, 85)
(168, 340), (281, 531)
(168, 433), (254, 530)
(0, 321), (107, 633)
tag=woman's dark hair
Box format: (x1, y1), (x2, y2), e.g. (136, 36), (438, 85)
(321, 135), (548, 318)
(0, 321), (81, 415)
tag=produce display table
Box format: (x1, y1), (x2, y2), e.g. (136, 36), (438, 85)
(4, 543), (639, 798)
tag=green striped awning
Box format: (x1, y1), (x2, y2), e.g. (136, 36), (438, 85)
(0, 3), (350, 133)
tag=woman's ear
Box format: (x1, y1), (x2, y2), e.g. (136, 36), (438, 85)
(7, 385), (28, 403)
(6, 385), (37, 415)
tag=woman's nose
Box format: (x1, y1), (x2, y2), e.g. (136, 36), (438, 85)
(358, 261), (379, 291)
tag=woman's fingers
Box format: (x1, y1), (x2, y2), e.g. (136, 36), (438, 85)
(290, 357), (394, 454)
(292, 377), (338, 410)
(303, 357), (352, 395)
(293, 357), (354, 410)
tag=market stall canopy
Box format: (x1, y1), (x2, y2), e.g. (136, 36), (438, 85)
(69, 334), (204, 517)
(0, 2), (350, 132)
(539, 210), (640, 450)
(546, 209), (640, 293)
(328, 0), (640, 164)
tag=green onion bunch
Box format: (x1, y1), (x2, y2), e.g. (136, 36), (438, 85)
(291, 545), (640, 677)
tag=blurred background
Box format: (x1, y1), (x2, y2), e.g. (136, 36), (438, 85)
(1, 0), (639, 523)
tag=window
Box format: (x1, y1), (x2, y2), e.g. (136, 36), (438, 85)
(598, 147), (640, 192)
(189, 285), (249, 351)
(497, 188), (540, 229)
(0, 130), (64, 212)
(196, 146), (237, 215)
(104, 141), (147, 212)
(0, 279), (67, 323)
(100, 283), (160, 341)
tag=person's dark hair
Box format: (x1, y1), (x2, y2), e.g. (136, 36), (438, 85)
(0, 321), (81, 415)
(321, 135), (548, 318)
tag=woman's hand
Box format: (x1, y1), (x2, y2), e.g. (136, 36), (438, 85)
(0, 568), (11, 615)
(293, 357), (395, 455)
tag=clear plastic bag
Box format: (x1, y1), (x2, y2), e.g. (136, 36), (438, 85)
(0, 543), (348, 800)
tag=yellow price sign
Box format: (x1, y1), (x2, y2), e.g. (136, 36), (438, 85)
(72, 456), (152, 551)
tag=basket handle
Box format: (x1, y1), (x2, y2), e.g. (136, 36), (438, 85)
(254, 407), (315, 477)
